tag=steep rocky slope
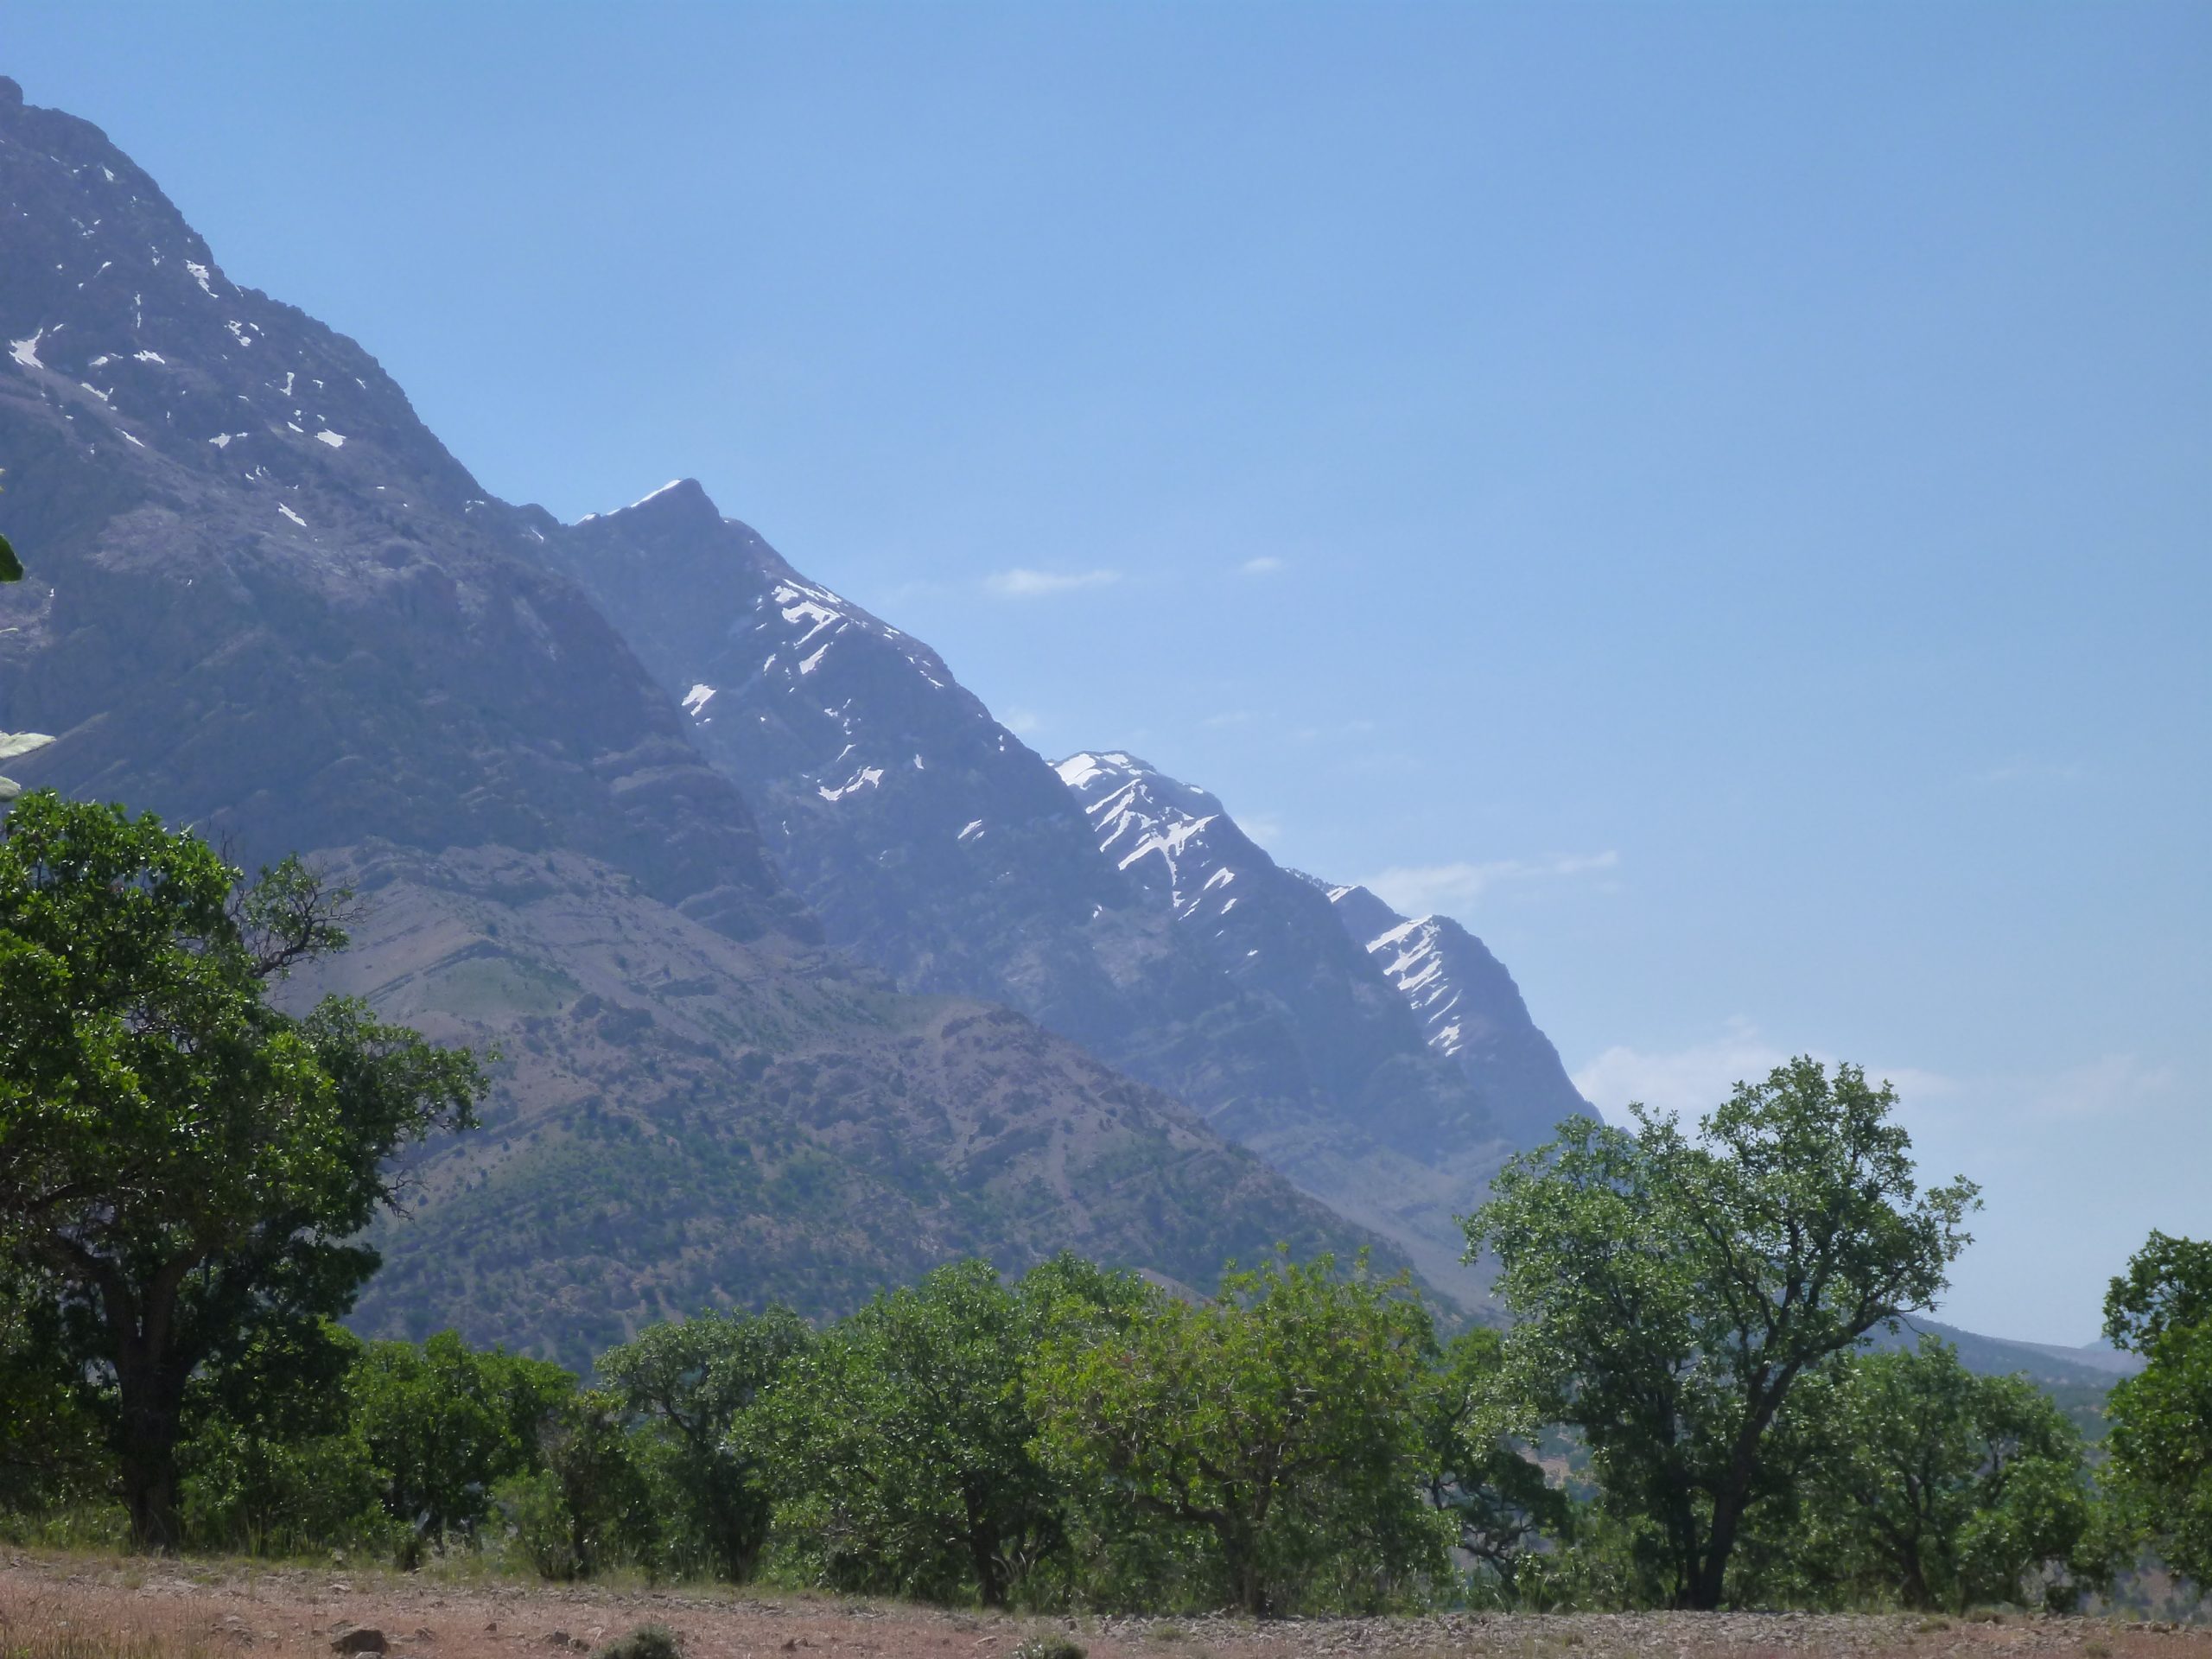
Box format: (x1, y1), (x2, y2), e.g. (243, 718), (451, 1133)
(1304, 878), (1590, 1148)
(0, 76), (1410, 1357)
(528, 489), (1543, 1300)
(1055, 752), (1502, 1156)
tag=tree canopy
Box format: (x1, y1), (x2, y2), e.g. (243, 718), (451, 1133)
(0, 792), (484, 1545)
(2102, 1230), (2212, 1592)
(1785, 1336), (2108, 1611)
(1029, 1251), (1449, 1615)
(1465, 1058), (1979, 1609)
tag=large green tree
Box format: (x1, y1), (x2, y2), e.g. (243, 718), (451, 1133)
(0, 794), (484, 1547)
(1465, 1058), (1978, 1610)
(600, 1306), (811, 1581)
(1029, 1252), (1449, 1615)
(2102, 1230), (2212, 1591)
(348, 1329), (574, 1548)
(744, 1259), (1058, 1605)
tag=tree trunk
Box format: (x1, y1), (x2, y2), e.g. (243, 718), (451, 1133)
(1689, 1489), (1747, 1611)
(94, 1250), (200, 1553)
(115, 1352), (186, 1551)
(963, 1489), (1007, 1608)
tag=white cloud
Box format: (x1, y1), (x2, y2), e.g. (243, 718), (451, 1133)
(1001, 708), (1044, 736)
(1571, 1020), (1957, 1126)
(1239, 812), (1284, 847)
(1203, 710), (1251, 728)
(2022, 1054), (2177, 1122)
(1359, 850), (1618, 916)
(1239, 556), (1284, 575)
(984, 568), (1121, 598)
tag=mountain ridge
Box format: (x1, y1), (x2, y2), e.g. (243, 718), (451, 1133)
(0, 76), (1429, 1357)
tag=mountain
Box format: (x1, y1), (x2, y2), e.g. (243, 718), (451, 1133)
(524, 495), (1598, 1302)
(1052, 751), (1513, 1159)
(0, 76), (1414, 1363)
(1307, 878), (1590, 1148)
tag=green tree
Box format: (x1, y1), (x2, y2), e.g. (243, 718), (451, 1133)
(175, 1319), (384, 1555)
(599, 1306), (810, 1580)
(1417, 1325), (1572, 1605)
(2102, 1231), (2212, 1591)
(0, 1265), (105, 1519)
(1465, 1058), (1979, 1609)
(349, 1330), (575, 1551)
(0, 531), (19, 582)
(497, 1388), (654, 1581)
(1788, 1338), (2108, 1611)
(1029, 1251), (1449, 1616)
(742, 1259), (1073, 1606)
(0, 795), (485, 1547)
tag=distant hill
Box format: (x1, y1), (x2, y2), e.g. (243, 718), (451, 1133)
(1872, 1315), (2145, 1387)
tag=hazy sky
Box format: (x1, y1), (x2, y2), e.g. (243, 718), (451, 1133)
(12, 3), (2207, 1344)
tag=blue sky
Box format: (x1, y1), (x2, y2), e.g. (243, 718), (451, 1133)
(11, 2), (2207, 1343)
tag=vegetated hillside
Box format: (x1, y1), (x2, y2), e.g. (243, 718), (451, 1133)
(319, 844), (1376, 1370)
(0, 76), (1423, 1359)
(525, 486), (1592, 1303)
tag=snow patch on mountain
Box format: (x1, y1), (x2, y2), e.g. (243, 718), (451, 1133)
(1367, 914), (1466, 1058)
(1055, 751), (1246, 921)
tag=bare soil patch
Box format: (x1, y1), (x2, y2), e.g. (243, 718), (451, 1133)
(1, 1553), (2203, 1659)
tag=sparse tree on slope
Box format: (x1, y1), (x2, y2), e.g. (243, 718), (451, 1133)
(1465, 1058), (1979, 1610)
(0, 795), (483, 1547)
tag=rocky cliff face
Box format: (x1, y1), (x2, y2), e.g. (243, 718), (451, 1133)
(0, 77), (1414, 1357)
(1308, 879), (1591, 1149)
(526, 491), (1567, 1303)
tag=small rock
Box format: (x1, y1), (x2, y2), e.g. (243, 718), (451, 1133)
(331, 1632), (389, 1656)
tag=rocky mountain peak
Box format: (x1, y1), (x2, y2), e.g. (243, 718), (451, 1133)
(1052, 750), (1257, 921)
(0, 80), (483, 526)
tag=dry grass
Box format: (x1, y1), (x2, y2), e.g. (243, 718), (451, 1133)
(1, 1552), (2207, 1659)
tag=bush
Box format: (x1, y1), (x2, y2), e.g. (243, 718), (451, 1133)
(595, 1629), (681, 1659)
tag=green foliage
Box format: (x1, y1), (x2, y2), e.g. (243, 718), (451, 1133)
(348, 1330), (575, 1550)
(1465, 1058), (1980, 1609)
(2102, 1232), (2212, 1592)
(743, 1258), (1082, 1606)
(600, 1306), (810, 1581)
(0, 1268), (105, 1516)
(0, 530), (19, 583)
(1029, 1251), (1449, 1616)
(1416, 1326), (1573, 1605)
(530, 1387), (655, 1580)
(173, 1317), (389, 1555)
(0, 795), (484, 1546)
(1783, 1338), (2109, 1611)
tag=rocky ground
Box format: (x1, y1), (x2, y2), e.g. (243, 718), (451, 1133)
(2, 1554), (2205, 1659)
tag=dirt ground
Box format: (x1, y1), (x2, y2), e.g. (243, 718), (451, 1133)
(2, 1552), (2205, 1659)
